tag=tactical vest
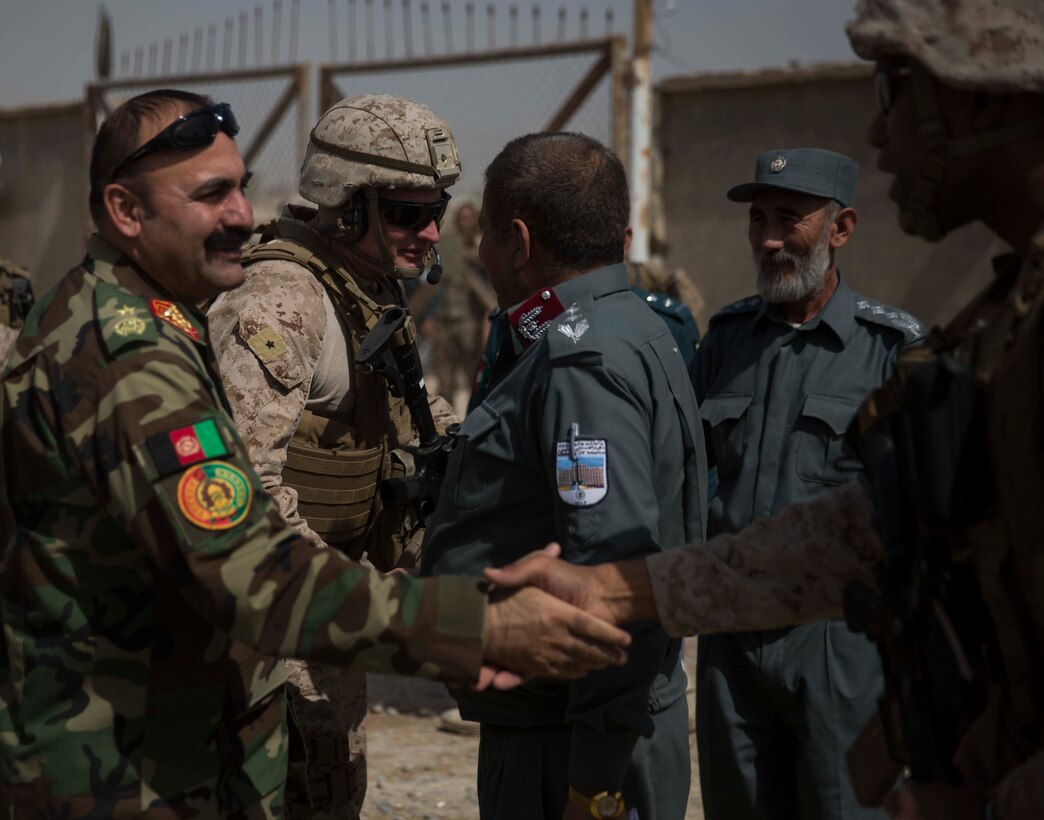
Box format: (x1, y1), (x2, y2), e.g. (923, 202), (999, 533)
(852, 232), (1044, 787)
(241, 216), (416, 569)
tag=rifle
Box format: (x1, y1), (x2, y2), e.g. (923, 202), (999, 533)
(842, 349), (994, 805)
(356, 306), (457, 522)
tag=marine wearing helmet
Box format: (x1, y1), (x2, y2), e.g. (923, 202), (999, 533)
(207, 94), (462, 820)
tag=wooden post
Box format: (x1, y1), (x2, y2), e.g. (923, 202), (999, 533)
(628, 0), (653, 263)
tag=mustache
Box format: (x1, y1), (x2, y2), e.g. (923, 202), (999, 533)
(205, 228), (252, 252)
(755, 249), (804, 274)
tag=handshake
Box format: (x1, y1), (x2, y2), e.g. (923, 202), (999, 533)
(474, 543), (656, 690)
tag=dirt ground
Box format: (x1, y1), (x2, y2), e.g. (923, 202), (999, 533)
(360, 639), (704, 819)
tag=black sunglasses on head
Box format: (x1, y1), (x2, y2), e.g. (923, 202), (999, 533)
(110, 102), (240, 182)
(378, 192), (451, 231)
(874, 64), (913, 116)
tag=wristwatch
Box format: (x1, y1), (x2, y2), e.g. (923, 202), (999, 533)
(568, 785), (626, 818)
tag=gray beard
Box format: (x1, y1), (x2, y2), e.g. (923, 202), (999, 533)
(753, 229), (831, 304)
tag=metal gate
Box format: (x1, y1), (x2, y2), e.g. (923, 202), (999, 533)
(320, 39), (628, 199)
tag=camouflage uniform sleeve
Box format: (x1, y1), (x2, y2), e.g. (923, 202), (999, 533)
(428, 393), (460, 433)
(994, 748), (1044, 819)
(209, 259), (327, 547)
(646, 480), (881, 636)
(75, 346), (486, 680)
(0, 324), (18, 370)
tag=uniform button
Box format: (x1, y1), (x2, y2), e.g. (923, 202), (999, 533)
(541, 290), (552, 301)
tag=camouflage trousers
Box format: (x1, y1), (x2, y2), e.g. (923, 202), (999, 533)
(284, 659), (368, 819)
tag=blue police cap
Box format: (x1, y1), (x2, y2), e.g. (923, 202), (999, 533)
(726, 148), (859, 207)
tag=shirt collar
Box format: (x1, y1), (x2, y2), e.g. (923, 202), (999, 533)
(507, 263), (630, 352)
(757, 271), (856, 346)
(85, 234), (208, 344)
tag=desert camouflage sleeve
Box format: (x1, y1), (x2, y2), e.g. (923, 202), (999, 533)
(208, 259), (328, 548)
(66, 342), (486, 681)
(645, 480), (882, 636)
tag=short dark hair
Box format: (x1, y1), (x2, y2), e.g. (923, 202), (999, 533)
(483, 132), (629, 272)
(88, 89), (213, 225)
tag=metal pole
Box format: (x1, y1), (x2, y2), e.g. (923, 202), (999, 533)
(628, 0), (653, 264)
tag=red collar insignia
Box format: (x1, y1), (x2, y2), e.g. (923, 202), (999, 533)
(508, 289), (566, 348)
(150, 299), (200, 341)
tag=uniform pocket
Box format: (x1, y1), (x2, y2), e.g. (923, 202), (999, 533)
(237, 309), (305, 390)
(796, 394), (861, 486)
(699, 393), (753, 478)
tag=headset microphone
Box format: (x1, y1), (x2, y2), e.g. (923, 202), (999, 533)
(424, 246), (443, 284)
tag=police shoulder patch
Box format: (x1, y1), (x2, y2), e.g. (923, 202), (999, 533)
(176, 460), (253, 530)
(94, 283), (157, 356)
(854, 298), (925, 344)
(555, 432), (608, 507)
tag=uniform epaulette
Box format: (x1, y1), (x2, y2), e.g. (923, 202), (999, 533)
(546, 301), (602, 363)
(94, 282), (157, 357)
(709, 295), (763, 326)
(635, 288), (696, 324)
(854, 298), (925, 344)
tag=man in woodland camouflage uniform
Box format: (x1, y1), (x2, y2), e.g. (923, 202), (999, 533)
(209, 94), (464, 818)
(0, 258), (33, 367)
(490, 2), (1044, 817)
(0, 88), (631, 818)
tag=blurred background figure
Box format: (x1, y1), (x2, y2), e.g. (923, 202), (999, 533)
(425, 201), (497, 415)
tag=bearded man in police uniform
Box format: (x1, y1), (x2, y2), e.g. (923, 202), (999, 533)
(208, 94), (460, 819)
(422, 131), (706, 820)
(487, 1), (1044, 818)
(694, 148), (922, 820)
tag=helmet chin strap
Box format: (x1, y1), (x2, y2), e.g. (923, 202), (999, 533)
(903, 69), (1044, 241)
(364, 189), (425, 280)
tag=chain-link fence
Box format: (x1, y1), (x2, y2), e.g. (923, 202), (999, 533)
(321, 38), (627, 202)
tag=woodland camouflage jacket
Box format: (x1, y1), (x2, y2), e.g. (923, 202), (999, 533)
(0, 236), (486, 817)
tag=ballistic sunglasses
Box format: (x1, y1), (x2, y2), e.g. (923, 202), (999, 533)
(110, 102), (240, 182)
(378, 192), (451, 231)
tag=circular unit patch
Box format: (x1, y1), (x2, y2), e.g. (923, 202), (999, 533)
(177, 460), (253, 530)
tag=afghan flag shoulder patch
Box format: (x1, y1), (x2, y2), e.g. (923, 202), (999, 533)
(146, 417), (230, 477)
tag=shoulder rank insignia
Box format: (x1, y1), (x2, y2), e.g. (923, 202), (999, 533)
(176, 460), (252, 531)
(94, 283), (157, 355)
(246, 325), (289, 363)
(555, 423), (607, 507)
(854, 298), (924, 343)
(509, 288), (566, 348)
(150, 299), (201, 341)
(556, 303), (589, 344)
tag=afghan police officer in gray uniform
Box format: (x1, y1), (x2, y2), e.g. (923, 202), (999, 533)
(693, 149), (923, 820)
(422, 132), (706, 820)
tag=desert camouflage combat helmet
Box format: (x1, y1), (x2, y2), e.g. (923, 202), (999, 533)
(847, 0), (1044, 93)
(300, 93), (461, 209)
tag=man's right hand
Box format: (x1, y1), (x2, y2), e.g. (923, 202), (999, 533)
(481, 584), (631, 683)
(483, 543), (657, 626)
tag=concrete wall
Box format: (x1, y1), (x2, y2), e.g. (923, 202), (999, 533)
(0, 102), (88, 295)
(657, 62), (1006, 332)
